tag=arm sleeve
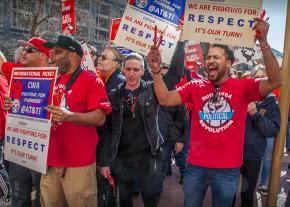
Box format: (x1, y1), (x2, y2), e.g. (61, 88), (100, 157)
(96, 113), (113, 167)
(87, 77), (112, 115)
(174, 105), (187, 143)
(164, 41), (185, 88)
(250, 104), (281, 137)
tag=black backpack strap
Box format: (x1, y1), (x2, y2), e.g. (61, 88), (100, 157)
(65, 66), (83, 91)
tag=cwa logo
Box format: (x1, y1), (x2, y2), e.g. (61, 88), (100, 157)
(199, 95), (234, 133)
(135, 0), (148, 9)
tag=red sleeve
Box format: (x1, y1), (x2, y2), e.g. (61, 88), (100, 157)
(87, 76), (112, 115)
(177, 81), (195, 104)
(244, 78), (263, 103)
(2, 62), (23, 83)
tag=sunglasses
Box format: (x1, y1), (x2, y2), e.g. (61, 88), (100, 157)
(23, 47), (39, 54)
(211, 86), (220, 103)
(98, 55), (116, 61)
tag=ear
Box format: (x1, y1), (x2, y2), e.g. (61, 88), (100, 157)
(141, 68), (145, 76)
(226, 60), (232, 69)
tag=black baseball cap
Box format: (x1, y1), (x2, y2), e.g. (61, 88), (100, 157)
(43, 35), (83, 58)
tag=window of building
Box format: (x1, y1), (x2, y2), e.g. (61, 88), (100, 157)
(116, 8), (124, 18)
(98, 17), (109, 29)
(99, 3), (110, 16)
(95, 29), (109, 42)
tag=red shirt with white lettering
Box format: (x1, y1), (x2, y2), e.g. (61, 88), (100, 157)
(48, 70), (111, 167)
(0, 75), (8, 139)
(177, 78), (262, 168)
(1, 62), (23, 83)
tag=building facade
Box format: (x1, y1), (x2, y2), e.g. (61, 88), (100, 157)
(0, 0), (127, 60)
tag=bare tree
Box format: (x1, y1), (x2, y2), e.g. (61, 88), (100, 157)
(12, 0), (61, 37)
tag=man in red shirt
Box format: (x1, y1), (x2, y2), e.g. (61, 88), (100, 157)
(2, 37), (51, 207)
(147, 18), (281, 207)
(42, 35), (111, 207)
(0, 74), (12, 205)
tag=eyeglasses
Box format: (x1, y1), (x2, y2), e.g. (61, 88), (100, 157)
(211, 86), (220, 103)
(98, 55), (116, 61)
(23, 47), (39, 54)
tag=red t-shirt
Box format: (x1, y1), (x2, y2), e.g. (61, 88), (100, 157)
(48, 70), (112, 167)
(0, 75), (8, 139)
(1, 62), (23, 83)
(177, 78), (262, 168)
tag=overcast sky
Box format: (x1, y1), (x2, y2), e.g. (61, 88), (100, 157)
(263, 0), (288, 52)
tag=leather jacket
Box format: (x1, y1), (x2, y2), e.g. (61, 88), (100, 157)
(97, 80), (164, 167)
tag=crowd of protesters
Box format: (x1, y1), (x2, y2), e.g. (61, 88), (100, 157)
(0, 15), (286, 207)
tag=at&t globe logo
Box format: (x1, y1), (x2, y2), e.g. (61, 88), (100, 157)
(136, 0), (148, 9)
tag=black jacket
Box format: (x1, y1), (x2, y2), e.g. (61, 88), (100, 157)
(97, 80), (164, 167)
(243, 94), (281, 160)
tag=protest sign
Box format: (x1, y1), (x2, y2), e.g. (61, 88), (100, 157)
(80, 41), (97, 74)
(110, 18), (122, 41)
(114, 0), (185, 64)
(231, 45), (283, 67)
(4, 67), (57, 174)
(183, 0), (263, 48)
(61, 0), (76, 35)
(185, 41), (204, 69)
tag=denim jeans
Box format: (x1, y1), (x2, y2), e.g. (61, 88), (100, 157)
(9, 163), (41, 207)
(260, 137), (274, 186)
(183, 163), (240, 207)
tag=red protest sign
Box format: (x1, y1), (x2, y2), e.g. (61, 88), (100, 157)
(61, 0), (76, 35)
(110, 18), (122, 41)
(185, 42), (204, 69)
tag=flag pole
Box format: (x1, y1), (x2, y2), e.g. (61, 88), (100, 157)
(267, 1), (290, 206)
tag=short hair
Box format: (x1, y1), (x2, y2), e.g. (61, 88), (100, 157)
(211, 44), (235, 65)
(106, 47), (123, 68)
(124, 52), (144, 68)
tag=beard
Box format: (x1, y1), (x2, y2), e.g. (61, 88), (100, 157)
(56, 57), (71, 75)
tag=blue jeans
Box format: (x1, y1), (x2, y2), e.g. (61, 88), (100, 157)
(260, 137), (274, 186)
(9, 163), (41, 207)
(183, 163), (240, 207)
(286, 121), (290, 149)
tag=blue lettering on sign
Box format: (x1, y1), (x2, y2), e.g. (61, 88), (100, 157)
(122, 24), (174, 49)
(188, 14), (255, 28)
(130, 0), (185, 25)
(199, 112), (234, 120)
(6, 136), (46, 152)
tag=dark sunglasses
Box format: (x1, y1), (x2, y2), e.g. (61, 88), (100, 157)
(211, 86), (220, 103)
(23, 47), (39, 54)
(98, 55), (116, 61)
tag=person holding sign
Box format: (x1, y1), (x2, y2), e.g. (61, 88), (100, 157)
(147, 17), (281, 207)
(40, 35), (111, 207)
(2, 37), (51, 207)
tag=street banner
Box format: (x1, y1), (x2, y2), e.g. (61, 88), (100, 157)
(183, 0), (263, 48)
(80, 41), (97, 74)
(4, 67), (57, 174)
(61, 0), (76, 35)
(114, 0), (185, 64)
(110, 18), (122, 41)
(185, 41), (204, 69)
